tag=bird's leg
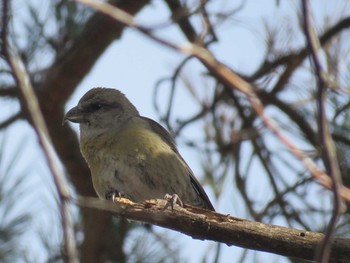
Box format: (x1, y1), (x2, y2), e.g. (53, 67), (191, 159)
(164, 193), (183, 210)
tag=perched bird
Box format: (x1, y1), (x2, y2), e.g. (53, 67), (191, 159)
(63, 88), (214, 211)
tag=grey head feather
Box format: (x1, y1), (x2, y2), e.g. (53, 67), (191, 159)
(76, 88), (139, 132)
(79, 87), (139, 116)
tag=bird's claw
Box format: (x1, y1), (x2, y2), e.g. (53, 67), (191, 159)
(164, 193), (183, 210)
(105, 190), (122, 201)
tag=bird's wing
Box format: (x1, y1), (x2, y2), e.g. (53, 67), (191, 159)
(140, 116), (215, 211)
(187, 167), (215, 211)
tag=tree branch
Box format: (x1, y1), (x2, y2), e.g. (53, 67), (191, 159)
(79, 197), (350, 262)
(302, 1), (344, 262)
(164, 0), (200, 44)
(0, 86), (18, 97)
(0, 111), (22, 129)
(251, 16), (350, 81)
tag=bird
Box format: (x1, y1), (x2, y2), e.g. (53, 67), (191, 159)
(63, 87), (215, 211)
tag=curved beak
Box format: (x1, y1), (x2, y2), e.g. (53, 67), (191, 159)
(62, 106), (86, 125)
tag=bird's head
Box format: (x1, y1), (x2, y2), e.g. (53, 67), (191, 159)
(63, 88), (139, 133)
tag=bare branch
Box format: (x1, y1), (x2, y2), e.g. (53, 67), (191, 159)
(164, 0), (201, 44)
(0, 111), (22, 129)
(0, 86), (18, 97)
(79, 197), (350, 262)
(251, 16), (350, 82)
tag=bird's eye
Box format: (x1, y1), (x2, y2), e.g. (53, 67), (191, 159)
(89, 103), (102, 111)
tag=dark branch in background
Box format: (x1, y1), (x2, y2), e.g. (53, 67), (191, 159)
(237, 17), (350, 160)
(253, 137), (308, 228)
(258, 90), (318, 146)
(164, 0), (218, 46)
(250, 16), (350, 82)
(234, 143), (260, 220)
(153, 55), (213, 136)
(153, 56), (194, 134)
(1, 1), (78, 262)
(333, 133), (350, 148)
(260, 177), (313, 219)
(302, 1), (344, 262)
(0, 86), (19, 97)
(164, 0), (200, 44)
(199, 0), (218, 44)
(174, 106), (211, 136)
(231, 90), (310, 228)
(333, 100), (350, 122)
(79, 197), (350, 263)
(0, 111), (23, 129)
(270, 56), (303, 95)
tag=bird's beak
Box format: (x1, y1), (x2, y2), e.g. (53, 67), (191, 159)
(62, 106), (86, 125)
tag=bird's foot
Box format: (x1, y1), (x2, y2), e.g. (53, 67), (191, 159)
(164, 193), (183, 211)
(105, 189), (122, 201)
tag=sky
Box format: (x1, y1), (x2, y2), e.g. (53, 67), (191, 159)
(1, 0), (349, 262)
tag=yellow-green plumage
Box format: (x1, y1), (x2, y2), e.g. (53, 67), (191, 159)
(64, 87), (214, 211)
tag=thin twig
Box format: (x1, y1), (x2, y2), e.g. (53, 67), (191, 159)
(0, 111), (22, 129)
(74, 0), (350, 203)
(251, 16), (350, 81)
(302, 1), (344, 262)
(1, 1), (78, 262)
(163, 56), (194, 133)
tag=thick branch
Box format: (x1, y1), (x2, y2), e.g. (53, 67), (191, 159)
(79, 197), (350, 262)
